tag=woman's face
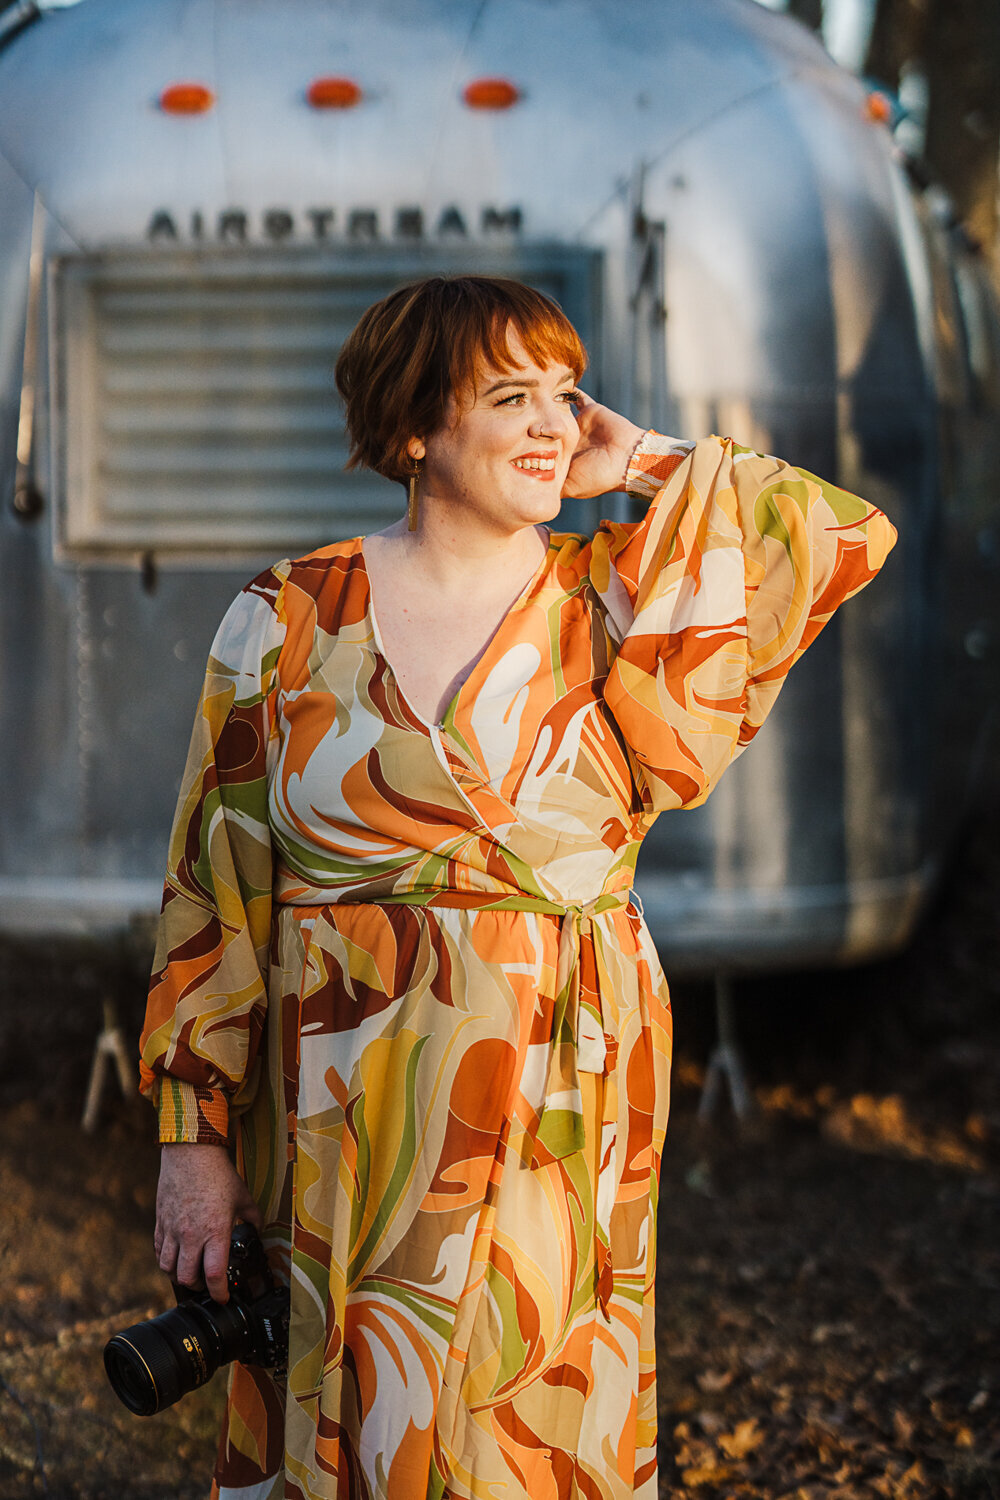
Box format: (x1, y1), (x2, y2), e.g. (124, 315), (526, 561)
(408, 331), (581, 535)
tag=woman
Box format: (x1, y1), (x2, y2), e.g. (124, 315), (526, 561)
(140, 275), (896, 1500)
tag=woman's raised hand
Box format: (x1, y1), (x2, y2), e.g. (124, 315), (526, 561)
(154, 1143), (262, 1303)
(562, 393), (646, 499)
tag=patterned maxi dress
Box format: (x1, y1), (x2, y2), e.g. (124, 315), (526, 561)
(139, 431), (896, 1500)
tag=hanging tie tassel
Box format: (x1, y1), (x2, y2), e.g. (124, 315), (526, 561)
(407, 465), (420, 531)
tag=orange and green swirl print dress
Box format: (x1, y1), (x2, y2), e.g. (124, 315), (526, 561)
(140, 432), (896, 1500)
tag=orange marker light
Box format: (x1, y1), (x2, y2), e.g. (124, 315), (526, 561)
(865, 90), (893, 125)
(160, 83), (215, 115)
(463, 78), (520, 111)
(308, 77), (363, 109)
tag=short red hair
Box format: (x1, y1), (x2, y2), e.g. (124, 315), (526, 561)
(335, 276), (587, 486)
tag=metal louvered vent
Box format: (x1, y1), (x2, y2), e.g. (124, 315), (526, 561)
(51, 247), (601, 564)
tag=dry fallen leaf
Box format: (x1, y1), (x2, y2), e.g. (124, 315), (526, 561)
(673, 1434), (716, 1470)
(900, 1459), (928, 1493)
(681, 1462), (738, 1486)
(821, 1091), (984, 1169)
(694, 1409), (726, 1435)
(893, 1407), (917, 1445)
(718, 1418), (765, 1460)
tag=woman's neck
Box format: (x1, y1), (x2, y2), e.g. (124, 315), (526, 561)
(367, 512), (550, 596)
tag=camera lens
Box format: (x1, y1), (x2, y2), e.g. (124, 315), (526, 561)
(104, 1298), (251, 1415)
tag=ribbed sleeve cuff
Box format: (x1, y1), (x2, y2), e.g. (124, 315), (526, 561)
(624, 429), (695, 503)
(157, 1078), (230, 1146)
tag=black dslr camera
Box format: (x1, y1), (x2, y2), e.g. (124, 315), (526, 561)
(103, 1223), (290, 1415)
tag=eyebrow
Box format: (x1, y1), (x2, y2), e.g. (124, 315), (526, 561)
(479, 370), (576, 397)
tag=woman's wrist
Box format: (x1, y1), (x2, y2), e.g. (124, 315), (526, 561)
(157, 1077), (230, 1146)
(617, 426), (652, 491)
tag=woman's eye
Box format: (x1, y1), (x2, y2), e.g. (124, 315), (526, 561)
(493, 387), (581, 408)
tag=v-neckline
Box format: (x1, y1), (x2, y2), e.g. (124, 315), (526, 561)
(358, 531), (554, 733)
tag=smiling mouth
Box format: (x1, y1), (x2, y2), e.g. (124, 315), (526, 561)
(513, 455), (557, 477)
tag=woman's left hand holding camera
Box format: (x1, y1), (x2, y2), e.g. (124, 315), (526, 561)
(154, 1143), (262, 1303)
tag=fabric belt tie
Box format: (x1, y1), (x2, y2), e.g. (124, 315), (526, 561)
(366, 886), (632, 1319)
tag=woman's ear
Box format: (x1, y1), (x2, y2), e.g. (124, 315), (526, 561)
(406, 437), (426, 463)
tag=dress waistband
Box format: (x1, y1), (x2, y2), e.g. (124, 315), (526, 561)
(355, 888), (632, 919)
(333, 894), (633, 1125)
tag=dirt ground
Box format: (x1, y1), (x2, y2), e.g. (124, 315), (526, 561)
(1, 802), (998, 1499)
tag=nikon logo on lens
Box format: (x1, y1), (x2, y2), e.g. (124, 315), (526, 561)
(182, 1334), (209, 1384)
(104, 1225), (289, 1416)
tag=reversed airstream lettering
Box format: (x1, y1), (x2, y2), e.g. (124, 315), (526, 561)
(146, 205), (523, 244)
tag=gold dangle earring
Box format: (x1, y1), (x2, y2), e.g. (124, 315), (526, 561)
(407, 461), (421, 532)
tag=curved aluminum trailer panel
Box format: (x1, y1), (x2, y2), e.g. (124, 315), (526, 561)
(0, 0), (997, 971)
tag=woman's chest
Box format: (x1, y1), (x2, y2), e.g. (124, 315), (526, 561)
(369, 592), (527, 730)
(362, 536), (553, 728)
(271, 582), (643, 834)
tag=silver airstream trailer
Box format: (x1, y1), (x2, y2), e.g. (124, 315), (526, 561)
(0, 0), (997, 980)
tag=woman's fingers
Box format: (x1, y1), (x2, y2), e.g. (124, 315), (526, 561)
(564, 398), (646, 498)
(156, 1230), (177, 1278)
(174, 1236), (209, 1293)
(201, 1231), (234, 1303)
(153, 1143), (263, 1302)
(237, 1192), (263, 1230)
(160, 1215), (235, 1297)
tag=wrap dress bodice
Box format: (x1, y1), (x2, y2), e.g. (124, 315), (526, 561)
(140, 432), (896, 1500)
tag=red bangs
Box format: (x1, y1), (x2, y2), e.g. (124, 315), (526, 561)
(445, 288), (587, 409)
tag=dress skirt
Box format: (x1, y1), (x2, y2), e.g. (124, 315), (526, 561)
(214, 900), (671, 1500)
